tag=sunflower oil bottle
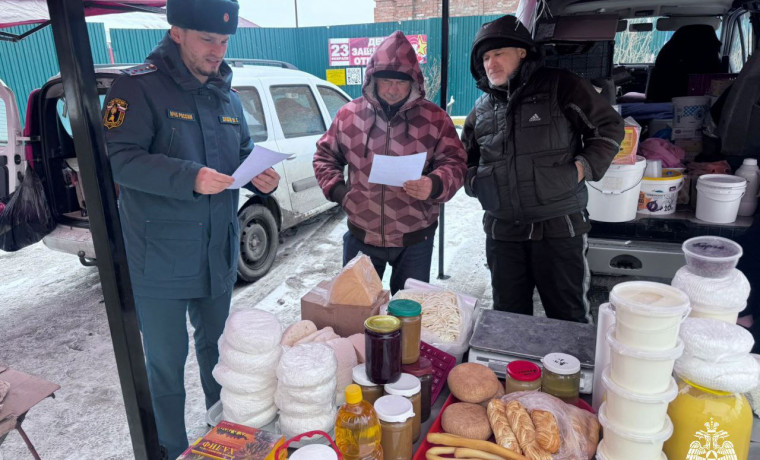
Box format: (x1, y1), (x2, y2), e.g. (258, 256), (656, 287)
(335, 384), (383, 460)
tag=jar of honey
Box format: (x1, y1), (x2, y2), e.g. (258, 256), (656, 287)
(374, 395), (415, 460)
(383, 373), (422, 442)
(505, 360), (542, 393)
(664, 378), (752, 460)
(388, 299), (422, 365)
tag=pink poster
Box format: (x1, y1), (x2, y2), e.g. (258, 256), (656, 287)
(329, 35), (428, 67)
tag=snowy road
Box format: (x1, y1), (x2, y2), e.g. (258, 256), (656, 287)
(0, 189), (490, 459)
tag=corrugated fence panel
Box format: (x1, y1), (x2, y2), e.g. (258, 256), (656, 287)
(0, 23), (109, 121)
(111, 28), (166, 64)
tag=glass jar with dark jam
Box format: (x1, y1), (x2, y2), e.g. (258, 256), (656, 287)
(365, 315), (402, 384)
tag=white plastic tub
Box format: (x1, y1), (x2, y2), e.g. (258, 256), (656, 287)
(696, 174), (747, 224)
(609, 281), (690, 350)
(637, 170), (683, 215)
(601, 367), (678, 434)
(689, 305), (741, 324)
(597, 403), (673, 460)
(596, 440), (667, 460)
(587, 156), (646, 222)
(682, 236), (743, 278)
(607, 328), (684, 394)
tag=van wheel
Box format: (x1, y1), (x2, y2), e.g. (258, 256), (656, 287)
(237, 204), (278, 282)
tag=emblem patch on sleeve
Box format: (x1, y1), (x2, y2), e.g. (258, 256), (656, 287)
(103, 98), (129, 129)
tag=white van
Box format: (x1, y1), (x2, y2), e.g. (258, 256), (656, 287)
(0, 60), (351, 281)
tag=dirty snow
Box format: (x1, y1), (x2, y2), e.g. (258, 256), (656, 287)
(0, 189), (491, 460)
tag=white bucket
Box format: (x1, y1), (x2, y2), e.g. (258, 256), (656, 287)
(637, 170), (683, 215)
(672, 95), (711, 128)
(596, 441), (667, 460)
(610, 281), (691, 350)
(696, 174), (747, 224)
(601, 368), (678, 434)
(598, 403), (673, 460)
(587, 156), (646, 222)
(690, 304), (741, 324)
(607, 328), (684, 394)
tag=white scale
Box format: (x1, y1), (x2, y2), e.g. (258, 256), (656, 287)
(467, 309), (597, 394)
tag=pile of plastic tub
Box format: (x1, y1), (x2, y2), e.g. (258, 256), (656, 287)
(597, 281), (689, 460)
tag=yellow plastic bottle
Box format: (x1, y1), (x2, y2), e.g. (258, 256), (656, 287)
(335, 384), (384, 460)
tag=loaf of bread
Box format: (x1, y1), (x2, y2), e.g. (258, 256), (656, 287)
(486, 399), (521, 454)
(441, 402), (493, 440)
(530, 409), (561, 454)
(281, 320), (318, 346)
(505, 400), (535, 449)
(447, 363), (501, 403)
(328, 254), (383, 306)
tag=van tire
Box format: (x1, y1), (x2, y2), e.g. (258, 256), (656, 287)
(237, 204), (278, 282)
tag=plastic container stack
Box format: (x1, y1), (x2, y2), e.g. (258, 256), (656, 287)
(597, 281), (689, 460)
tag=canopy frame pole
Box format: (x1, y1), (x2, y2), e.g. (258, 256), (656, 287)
(437, 0), (451, 280)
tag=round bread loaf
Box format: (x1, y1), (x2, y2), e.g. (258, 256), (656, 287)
(447, 363), (501, 403)
(480, 381), (506, 408)
(441, 402), (493, 440)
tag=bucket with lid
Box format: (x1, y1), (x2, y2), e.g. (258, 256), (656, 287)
(672, 95), (711, 128)
(607, 328), (684, 394)
(598, 403), (673, 460)
(609, 281), (691, 350)
(601, 367), (678, 434)
(696, 174), (747, 223)
(637, 170), (683, 215)
(586, 156), (646, 222)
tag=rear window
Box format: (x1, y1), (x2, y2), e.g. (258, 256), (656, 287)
(614, 19), (674, 64)
(238, 87), (268, 143)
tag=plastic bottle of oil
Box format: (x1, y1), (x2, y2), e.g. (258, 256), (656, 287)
(334, 384), (383, 460)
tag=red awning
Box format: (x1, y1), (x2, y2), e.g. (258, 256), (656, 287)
(1, 0), (166, 29)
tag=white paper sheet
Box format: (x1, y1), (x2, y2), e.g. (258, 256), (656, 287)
(228, 145), (292, 189)
(368, 152), (427, 187)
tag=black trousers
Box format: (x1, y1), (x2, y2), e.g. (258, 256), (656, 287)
(486, 234), (592, 323)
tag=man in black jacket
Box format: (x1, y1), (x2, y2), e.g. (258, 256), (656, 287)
(462, 15), (624, 323)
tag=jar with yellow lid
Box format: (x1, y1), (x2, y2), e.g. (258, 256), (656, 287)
(663, 378), (752, 460)
(365, 315), (402, 384)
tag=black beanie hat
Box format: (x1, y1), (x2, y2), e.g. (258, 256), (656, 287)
(374, 70), (414, 81)
(167, 0), (239, 35)
(475, 38), (528, 61)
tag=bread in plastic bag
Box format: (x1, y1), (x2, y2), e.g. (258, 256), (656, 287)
(671, 266), (749, 311)
(327, 253), (383, 306)
(679, 317), (754, 362)
(500, 391), (599, 460)
(0, 166), (56, 252)
(675, 352), (759, 393)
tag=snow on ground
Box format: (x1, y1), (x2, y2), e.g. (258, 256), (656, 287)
(0, 189), (490, 460)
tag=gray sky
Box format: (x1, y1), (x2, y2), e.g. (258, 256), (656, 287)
(240, 0), (376, 27)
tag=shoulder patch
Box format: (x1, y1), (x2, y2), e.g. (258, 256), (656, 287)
(103, 98), (128, 129)
(121, 63), (157, 77)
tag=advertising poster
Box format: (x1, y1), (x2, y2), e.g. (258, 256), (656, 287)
(328, 34), (428, 67)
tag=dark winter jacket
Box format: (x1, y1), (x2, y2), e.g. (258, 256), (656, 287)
(104, 33), (255, 299)
(313, 31), (467, 247)
(462, 15), (624, 239)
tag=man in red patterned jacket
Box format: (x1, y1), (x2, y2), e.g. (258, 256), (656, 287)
(314, 31), (467, 293)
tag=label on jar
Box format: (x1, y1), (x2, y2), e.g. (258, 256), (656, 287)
(685, 418), (737, 460)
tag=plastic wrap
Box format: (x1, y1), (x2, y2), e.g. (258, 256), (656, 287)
(0, 166), (56, 252)
(671, 266), (749, 311)
(327, 253), (383, 306)
(500, 391), (600, 460)
(223, 309), (283, 354)
(678, 318), (754, 361)
(674, 353), (759, 393)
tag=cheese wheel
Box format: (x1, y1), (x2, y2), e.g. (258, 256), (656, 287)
(277, 376), (337, 405)
(275, 387), (334, 415)
(328, 254), (383, 306)
(218, 337), (281, 374)
(221, 388), (276, 422)
(278, 407), (337, 439)
(212, 363), (277, 394)
(223, 309), (282, 354)
(233, 404), (278, 428)
(277, 343), (337, 388)
(281, 320), (318, 347)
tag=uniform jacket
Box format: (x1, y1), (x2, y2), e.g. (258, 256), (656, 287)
(462, 17), (624, 238)
(104, 33), (254, 299)
(313, 31), (467, 247)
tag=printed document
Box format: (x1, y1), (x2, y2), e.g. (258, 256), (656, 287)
(368, 152), (427, 187)
(229, 145), (292, 189)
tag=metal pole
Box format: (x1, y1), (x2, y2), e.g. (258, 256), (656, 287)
(46, 1), (160, 458)
(437, 0), (450, 280)
(294, 0), (299, 27)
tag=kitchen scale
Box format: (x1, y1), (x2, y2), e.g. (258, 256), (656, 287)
(468, 309), (597, 394)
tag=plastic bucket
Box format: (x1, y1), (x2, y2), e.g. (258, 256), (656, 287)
(672, 95), (710, 128)
(637, 170), (683, 215)
(602, 368), (678, 434)
(607, 328), (684, 394)
(689, 304), (741, 324)
(598, 403), (673, 460)
(609, 281), (691, 350)
(596, 441), (667, 460)
(587, 156), (646, 222)
(696, 174), (747, 224)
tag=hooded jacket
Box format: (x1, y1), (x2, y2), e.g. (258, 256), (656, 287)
(314, 31), (467, 247)
(104, 33), (254, 299)
(462, 16), (624, 239)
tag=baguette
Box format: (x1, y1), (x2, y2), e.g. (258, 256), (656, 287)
(530, 409), (561, 453)
(486, 399), (522, 454)
(426, 432), (529, 460)
(455, 447), (508, 459)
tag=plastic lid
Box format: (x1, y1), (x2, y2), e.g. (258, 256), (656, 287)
(384, 373), (421, 396)
(743, 158), (758, 166)
(345, 384), (363, 404)
(606, 327), (684, 360)
(609, 281), (690, 317)
(541, 353), (581, 375)
(602, 367), (678, 404)
(402, 357), (433, 377)
(598, 402), (674, 443)
(388, 299), (422, 317)
(352, 364), (379, 387)
(289, 444), (339, 460)
(506, 360), (542, 382)
(373, 395), (415, 423)
(682, 236), (743, 261)
(365, 315), (401, 334)
(698, 174), (748, 188)
(644, 170), (683, 181)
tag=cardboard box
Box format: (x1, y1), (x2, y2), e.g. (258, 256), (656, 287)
(301, 280), (389, 337)
(612, 117), (641, 165)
